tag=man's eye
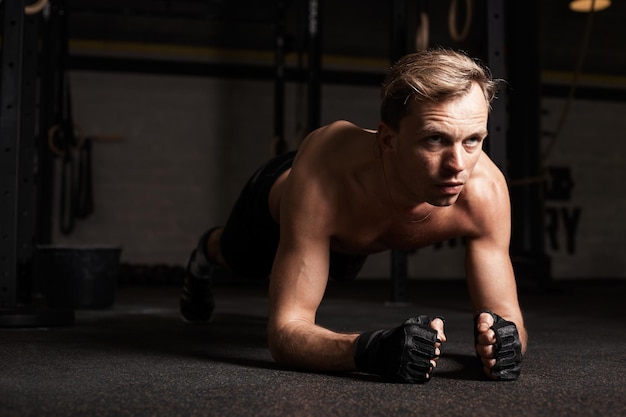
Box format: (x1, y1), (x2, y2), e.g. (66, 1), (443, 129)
(426, 136), (443, 144)
(465, 137), (482, 147)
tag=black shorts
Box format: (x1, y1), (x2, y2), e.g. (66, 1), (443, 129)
(220, 151), (367, 281)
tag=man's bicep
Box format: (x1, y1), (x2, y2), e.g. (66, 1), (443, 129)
(268, 233), (330, 326)
(267, 178), (333, 330)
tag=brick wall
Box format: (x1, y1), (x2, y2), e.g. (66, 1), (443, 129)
(541, 97), (626, 278)
(53, 71), (626, 280)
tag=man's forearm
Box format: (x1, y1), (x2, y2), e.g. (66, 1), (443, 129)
(268, 319), (359, 371)
(518, 322), (528, 355)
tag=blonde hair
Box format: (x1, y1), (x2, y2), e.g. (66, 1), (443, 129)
(380, 48), (499, 130)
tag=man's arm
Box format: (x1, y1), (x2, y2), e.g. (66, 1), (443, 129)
(466, 236), (527, 351)
(464, 171), (527, 379)
(266, 167), (444, 381)
(267, 239), (359, 371)
(266, 168), (359, 371)
(466, 236), (527, 379)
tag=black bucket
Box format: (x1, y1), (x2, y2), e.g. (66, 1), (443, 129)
(35, 245), (121, 309)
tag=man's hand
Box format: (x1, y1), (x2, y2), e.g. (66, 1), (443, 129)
(474, 311), (523, 381)
(354, 316), (446, 383)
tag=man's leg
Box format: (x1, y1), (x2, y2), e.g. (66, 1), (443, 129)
(180, 150), (297, 323)
(180, 227), (223, 323)
(205, 227), (226, 266)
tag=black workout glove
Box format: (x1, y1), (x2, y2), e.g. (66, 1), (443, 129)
(474, 311), (523, 381)
(354, 316), (442, 383)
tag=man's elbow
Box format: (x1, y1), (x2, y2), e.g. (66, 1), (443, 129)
(268, 336), (286, 364)
(267, 323), (294, 366)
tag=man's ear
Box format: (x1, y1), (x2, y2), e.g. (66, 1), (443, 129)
(377, 122), (397, 153)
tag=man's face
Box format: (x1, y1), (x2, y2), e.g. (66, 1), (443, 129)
(385, 83), (489, 207)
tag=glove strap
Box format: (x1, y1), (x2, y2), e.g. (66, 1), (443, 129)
(354, 329), (385, 374)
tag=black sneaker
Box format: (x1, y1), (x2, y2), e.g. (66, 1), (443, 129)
(180, 231), (218, 323)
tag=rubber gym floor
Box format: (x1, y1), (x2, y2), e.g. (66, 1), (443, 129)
(1, 278), (624, 417)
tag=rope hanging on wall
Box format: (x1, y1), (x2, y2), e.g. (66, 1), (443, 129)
(448, 0), (473, 42)
(415, 10), (430, 51)
(25, 0), (48, 15)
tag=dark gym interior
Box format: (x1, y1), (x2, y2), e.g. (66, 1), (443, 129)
(1, 1), (625, 416)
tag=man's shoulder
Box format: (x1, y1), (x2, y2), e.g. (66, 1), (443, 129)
(285, 121), (377, 223)
(300, 120), (368, 151)
(296, 121), (374, 170)
(456, 153), (511, 236)
(466, 152), (509, 199)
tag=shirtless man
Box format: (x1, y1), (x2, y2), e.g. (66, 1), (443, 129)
(181, 48), (526, 383)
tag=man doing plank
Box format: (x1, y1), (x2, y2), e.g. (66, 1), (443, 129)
(181, 48), (526, 382)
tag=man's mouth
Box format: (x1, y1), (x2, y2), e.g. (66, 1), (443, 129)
(438, 182), (464, 195)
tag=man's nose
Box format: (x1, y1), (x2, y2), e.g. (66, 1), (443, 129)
(443, 145), (466, 173)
